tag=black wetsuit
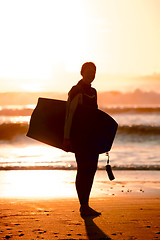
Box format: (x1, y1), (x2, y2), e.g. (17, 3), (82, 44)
(66, 80), (99, 206)
(68, 79), (98, 109)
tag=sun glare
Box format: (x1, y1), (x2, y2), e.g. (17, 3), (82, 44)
(0, 0), (86, 82)
(20, 83), (43, 92)
(0, 170), (76, 198)
(0, 0), (159, 92)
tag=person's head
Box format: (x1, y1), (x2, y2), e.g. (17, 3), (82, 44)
(81, 62), (96, 84)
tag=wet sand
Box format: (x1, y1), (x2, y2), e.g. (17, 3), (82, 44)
(0, 196), (160, 240)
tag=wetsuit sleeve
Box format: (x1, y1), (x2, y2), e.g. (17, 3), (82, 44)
(64, 93), (82, 139)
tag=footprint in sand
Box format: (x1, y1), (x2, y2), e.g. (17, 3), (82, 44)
(19, 233), (24, 237)
(39, 231), (46, 234)
(4, 235), (12, 239)
(53, 232), (59, 237)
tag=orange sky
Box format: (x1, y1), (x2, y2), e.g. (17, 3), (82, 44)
(0, 0), (160, 92)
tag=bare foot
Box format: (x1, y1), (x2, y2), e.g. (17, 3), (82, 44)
(80, 205), (101, 217)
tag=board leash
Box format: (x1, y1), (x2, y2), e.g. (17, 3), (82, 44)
(105, 152), (115, 181)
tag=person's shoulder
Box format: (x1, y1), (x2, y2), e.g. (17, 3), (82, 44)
(68, 83), (82, 101)
(91, 87), (97, 95)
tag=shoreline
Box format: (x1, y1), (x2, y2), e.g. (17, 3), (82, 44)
(0, 166), (160, 170)
(0, 170), (159, 199)
(0, 196), (159, 239)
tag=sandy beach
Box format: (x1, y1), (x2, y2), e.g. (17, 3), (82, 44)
(0, 196), (160, 240)
(0, 170), (160, 239)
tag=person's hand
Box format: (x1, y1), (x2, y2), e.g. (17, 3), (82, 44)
(62, 138), (72, 152)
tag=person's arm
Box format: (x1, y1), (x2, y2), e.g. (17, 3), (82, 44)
(63, 93), (82, 151)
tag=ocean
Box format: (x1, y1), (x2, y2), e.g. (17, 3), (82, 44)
(0, 104), (159, 170)
(0, 103), (159, 198)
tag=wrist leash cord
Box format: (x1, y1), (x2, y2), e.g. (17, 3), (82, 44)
(105, 152), (115, 181)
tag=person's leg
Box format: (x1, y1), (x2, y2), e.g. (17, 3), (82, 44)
(75, 152), (100, 216)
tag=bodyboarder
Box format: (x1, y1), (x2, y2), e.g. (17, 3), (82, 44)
(63, 62), (101, 217)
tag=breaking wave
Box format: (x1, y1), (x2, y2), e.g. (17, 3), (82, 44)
(117, 125), (160, 135)
(0, 123), (160, 141)
(0, 106), (160, 116)
(0, 123), (28, 140)
(103, 106), (160, 114)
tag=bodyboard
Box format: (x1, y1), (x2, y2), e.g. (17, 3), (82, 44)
(27, 98), (118, 154)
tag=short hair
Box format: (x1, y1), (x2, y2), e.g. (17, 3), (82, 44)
(81, 62), (96, 76)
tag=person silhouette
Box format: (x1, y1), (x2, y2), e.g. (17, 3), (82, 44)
(63, 62), (101, 217)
